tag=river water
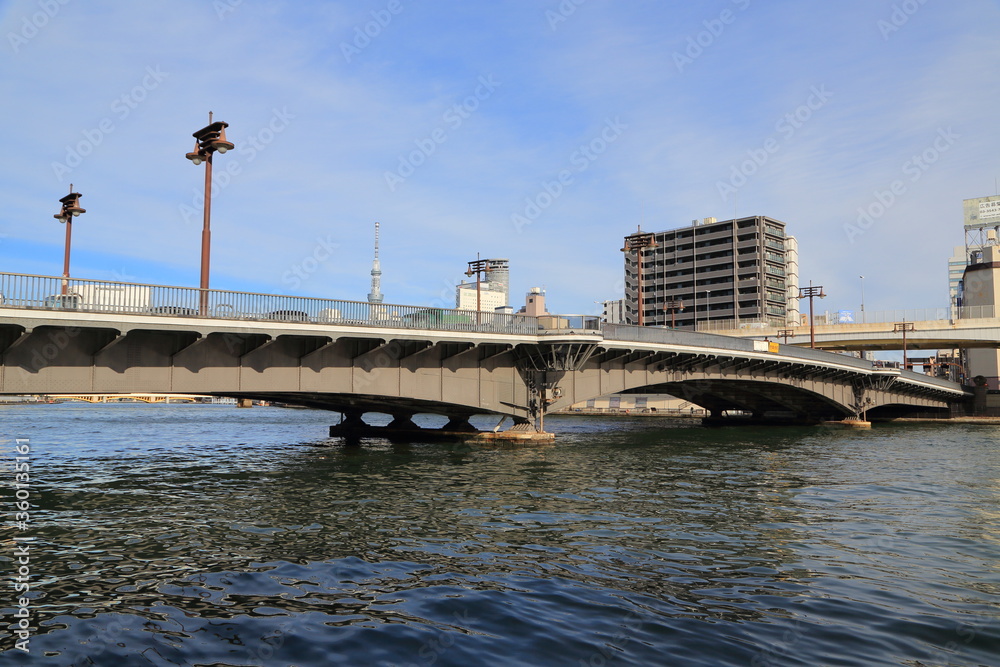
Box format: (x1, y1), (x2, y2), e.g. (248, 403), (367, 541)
(1, 403), (998, 666)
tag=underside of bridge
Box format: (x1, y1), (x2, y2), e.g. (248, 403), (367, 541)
(551, 345), (966, 424)
(618, 381), (951, 422)
(217, 391), (490, 431)
(622, 380), (850, 422)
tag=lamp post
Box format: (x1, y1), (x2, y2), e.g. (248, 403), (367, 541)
(53, 185), (86, 295)
(859, 275), (866, 323)
(778, 328), (793, 344)
(185, 112), (235, 315)
(894, 322), (914, 370)
(703, 290), (711, 330)
(798, 282), (826, 348)
(664, 299), (684, 329)
(465, 255), (493, 324)
(621, 227), (657, 326)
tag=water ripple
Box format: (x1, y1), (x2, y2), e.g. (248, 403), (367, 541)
(0, 406), (998, 665)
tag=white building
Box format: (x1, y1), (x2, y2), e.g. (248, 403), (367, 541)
(601, 299), (626, 324)
(456, 282), (507, 311)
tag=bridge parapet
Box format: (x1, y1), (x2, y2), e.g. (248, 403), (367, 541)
(0, 271), (538, 337)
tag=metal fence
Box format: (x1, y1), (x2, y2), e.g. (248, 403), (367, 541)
(0, 272), (540, 335)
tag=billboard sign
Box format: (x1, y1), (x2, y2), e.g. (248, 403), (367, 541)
(964, 195), (1000, 229)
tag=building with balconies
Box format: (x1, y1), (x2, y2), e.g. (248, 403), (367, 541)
(622, 216), (794, 329)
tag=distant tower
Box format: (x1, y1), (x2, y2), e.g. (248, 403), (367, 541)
(367, 222), (383, 304)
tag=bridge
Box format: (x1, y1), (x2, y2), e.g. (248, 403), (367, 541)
(0, 272), (971, 439)
(704, 308), (1000, 352)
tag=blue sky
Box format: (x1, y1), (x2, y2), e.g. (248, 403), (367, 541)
(1, 0), (998, 318)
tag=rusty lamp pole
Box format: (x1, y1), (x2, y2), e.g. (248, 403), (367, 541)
(798, 282), (826, 348)
(894, 322), (914, 370)
(664, 299), (684, 329)
(466, 256), (493, 324)
(53, 185), (86, 295)
(185, 112), (234, 315)
(621, 227), (657, 326)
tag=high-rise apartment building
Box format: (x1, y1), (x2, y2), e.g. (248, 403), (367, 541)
(622, 216), (793, 329)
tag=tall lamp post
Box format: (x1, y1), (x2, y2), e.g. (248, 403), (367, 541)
(701, 290), (712, 331)
(664, 299), (684, 329)
(894, 322), (914, 370)
(465, 256), (493, 324)
(53, 185), (86, 295)
(621, 227), (657, 326)
(185, 112), (235, 315)
(798, 282), (826, 348)
(859, 275), (866, 323)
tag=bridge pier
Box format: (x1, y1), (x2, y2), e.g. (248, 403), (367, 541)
(387, 413), (418, 430)
(326, 411), (555, 444)
(443, 415), (477, 432)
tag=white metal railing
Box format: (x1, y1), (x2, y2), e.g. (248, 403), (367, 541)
(853, 305), (996, 323)
(696, 318), (780, 332)
(0, 272), (539, 335)
(538, 314), (602, 332)
(694, 305), (998, 332)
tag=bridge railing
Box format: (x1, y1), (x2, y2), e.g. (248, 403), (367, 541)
(538, 314), (603, 332)
(842, 305), (996, 324)
(695, 305), (997, 332)
(0, 272), (540, 336)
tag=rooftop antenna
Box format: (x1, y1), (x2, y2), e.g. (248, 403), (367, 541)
(367, 221), (383, 304)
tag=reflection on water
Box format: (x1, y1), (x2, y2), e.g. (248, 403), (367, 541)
(1, 404), (999, 665)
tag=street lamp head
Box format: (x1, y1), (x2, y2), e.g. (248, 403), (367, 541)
(55, 190), (85, 221)
(189, 119), (235, 160)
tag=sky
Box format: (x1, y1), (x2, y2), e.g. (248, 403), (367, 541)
(2, 0), (999, 319)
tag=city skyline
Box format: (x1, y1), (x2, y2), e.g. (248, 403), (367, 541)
(1, 1), (998, 317)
